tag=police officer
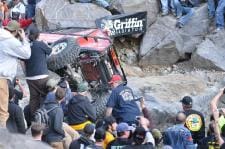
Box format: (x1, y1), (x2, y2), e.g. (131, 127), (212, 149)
(180, 96), (205, 145)
(105, 75), (140, 125)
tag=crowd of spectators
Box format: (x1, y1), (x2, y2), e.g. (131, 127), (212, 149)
(1, 0), (225, 149)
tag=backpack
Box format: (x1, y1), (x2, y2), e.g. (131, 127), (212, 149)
(34, 106), (59, 127)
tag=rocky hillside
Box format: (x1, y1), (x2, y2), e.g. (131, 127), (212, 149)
(35, 0), (225, 128)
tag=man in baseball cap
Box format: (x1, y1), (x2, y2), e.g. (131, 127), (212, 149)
(106, 74), (140, 125)
(107, 122), (133, 148)
(180, 96), (205, 145)
(180, 96), (192, 106)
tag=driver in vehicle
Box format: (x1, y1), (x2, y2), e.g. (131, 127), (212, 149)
(105, 75), (140, 125)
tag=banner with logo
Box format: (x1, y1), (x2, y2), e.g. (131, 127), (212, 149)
(96, 11), (147, 37)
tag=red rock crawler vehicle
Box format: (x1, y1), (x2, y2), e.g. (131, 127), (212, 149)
(39, 28), (126, 117)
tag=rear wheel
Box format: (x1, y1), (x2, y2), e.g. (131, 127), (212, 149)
(91, 91), (110, 119)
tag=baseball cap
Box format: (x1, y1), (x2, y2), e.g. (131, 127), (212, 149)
(77, 82), (89, 92)
(116, 122), (132, 132)
(4, 20), (20, 31)
(108, 75), (122, 84)
(83, 123), (95, 135)
(180, 96), (192, 105)
(152, 128), (162, 139)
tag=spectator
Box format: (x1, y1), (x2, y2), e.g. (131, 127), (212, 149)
(214, 0), (225, 32)
(173, 0), (194, 28)
(197, 121), (220, 149)
(160, 0), (175, 16)
(12, 77), (27, 105)
(6, 85), (26, 134)
(139, 97), (155, 129)
(10, 0), (26, 19)
(105, 74), (140, 125)
(24, 26), (52, 117)
(69, 123), (95, 149)
(68, 82), (96, 131)
(180, 96), (205, 145)
(43, 87), (65, 149)
(31, 122), (45, 141)
(163, 112), (195, 148)
(152, 128), (163, 147)
(87, 127), (106, 149)
(95, 116), (117, 149)
(68, 0), (121, 14)
(124, 127), (154, 149)
(208, 0), (217, 20)
(23, 104), (32, 128)
(138, 116), (155, 146)
(26, 0), (36, 18)
(106, 122), (133, 149)
(45, 78), (73, 116)
(0, 20), (31, 128)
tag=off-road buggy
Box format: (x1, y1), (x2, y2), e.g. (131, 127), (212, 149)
(39, 28), (126, 118)
(39, 12), (147, 118)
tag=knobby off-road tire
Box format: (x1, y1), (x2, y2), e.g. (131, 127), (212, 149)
(92, 91), (110, 119)
(48, 37), (80, 71)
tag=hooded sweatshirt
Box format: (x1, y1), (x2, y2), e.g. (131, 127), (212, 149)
(0, 28), (31, 80)
(68, 94), (96, 125)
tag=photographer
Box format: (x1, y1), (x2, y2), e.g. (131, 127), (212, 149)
(0, 20), (31, 127)
(210, 88), (225, 147)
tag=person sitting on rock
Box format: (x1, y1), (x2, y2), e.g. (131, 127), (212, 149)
(105, 74), (140, 125)
(68, 0), (121, 15)
(180, 96), (205, 145)
(173, 0), (195, 28)
(214, 0), (225, 32)
(160, 0), (175, 16)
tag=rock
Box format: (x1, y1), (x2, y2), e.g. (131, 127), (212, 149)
(36, 0), (111, 31)
(179, 4), (209, 36)
(139, 16), (184, 66)
(127, 72), (224, 128)
(110, 0), (159, 26)
(123, 65), (145, 77)
(191, 39), (225, 71)
(0, 128), (51, 149)
(207, 31), (225, 49)
(139, 4), (210, 67)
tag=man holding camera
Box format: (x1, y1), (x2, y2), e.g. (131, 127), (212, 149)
(0, 20), (31, 128)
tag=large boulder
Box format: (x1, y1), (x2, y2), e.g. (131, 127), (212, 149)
(0, 129), (51, 149)
(139, 4), (209, 67)
(110, 0), (159, 26)
(191, 39), (225, 71)
(139, 16), (184, 66)
(36, 0), (111, 31)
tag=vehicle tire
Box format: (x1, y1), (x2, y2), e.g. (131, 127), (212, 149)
(92, 91), (110, 119)
(48, 37), (80, 71)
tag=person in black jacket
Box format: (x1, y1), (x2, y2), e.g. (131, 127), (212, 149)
(180, 96), (205, 145)
(69, 123), (95, 149)
(44, 87), (65, 149)
(25, 25), (52, 117)
(68, 82), (96, 131)
(6, 85), (26, 134)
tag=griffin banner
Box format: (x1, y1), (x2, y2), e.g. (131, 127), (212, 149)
(96, 11), (147, 37)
